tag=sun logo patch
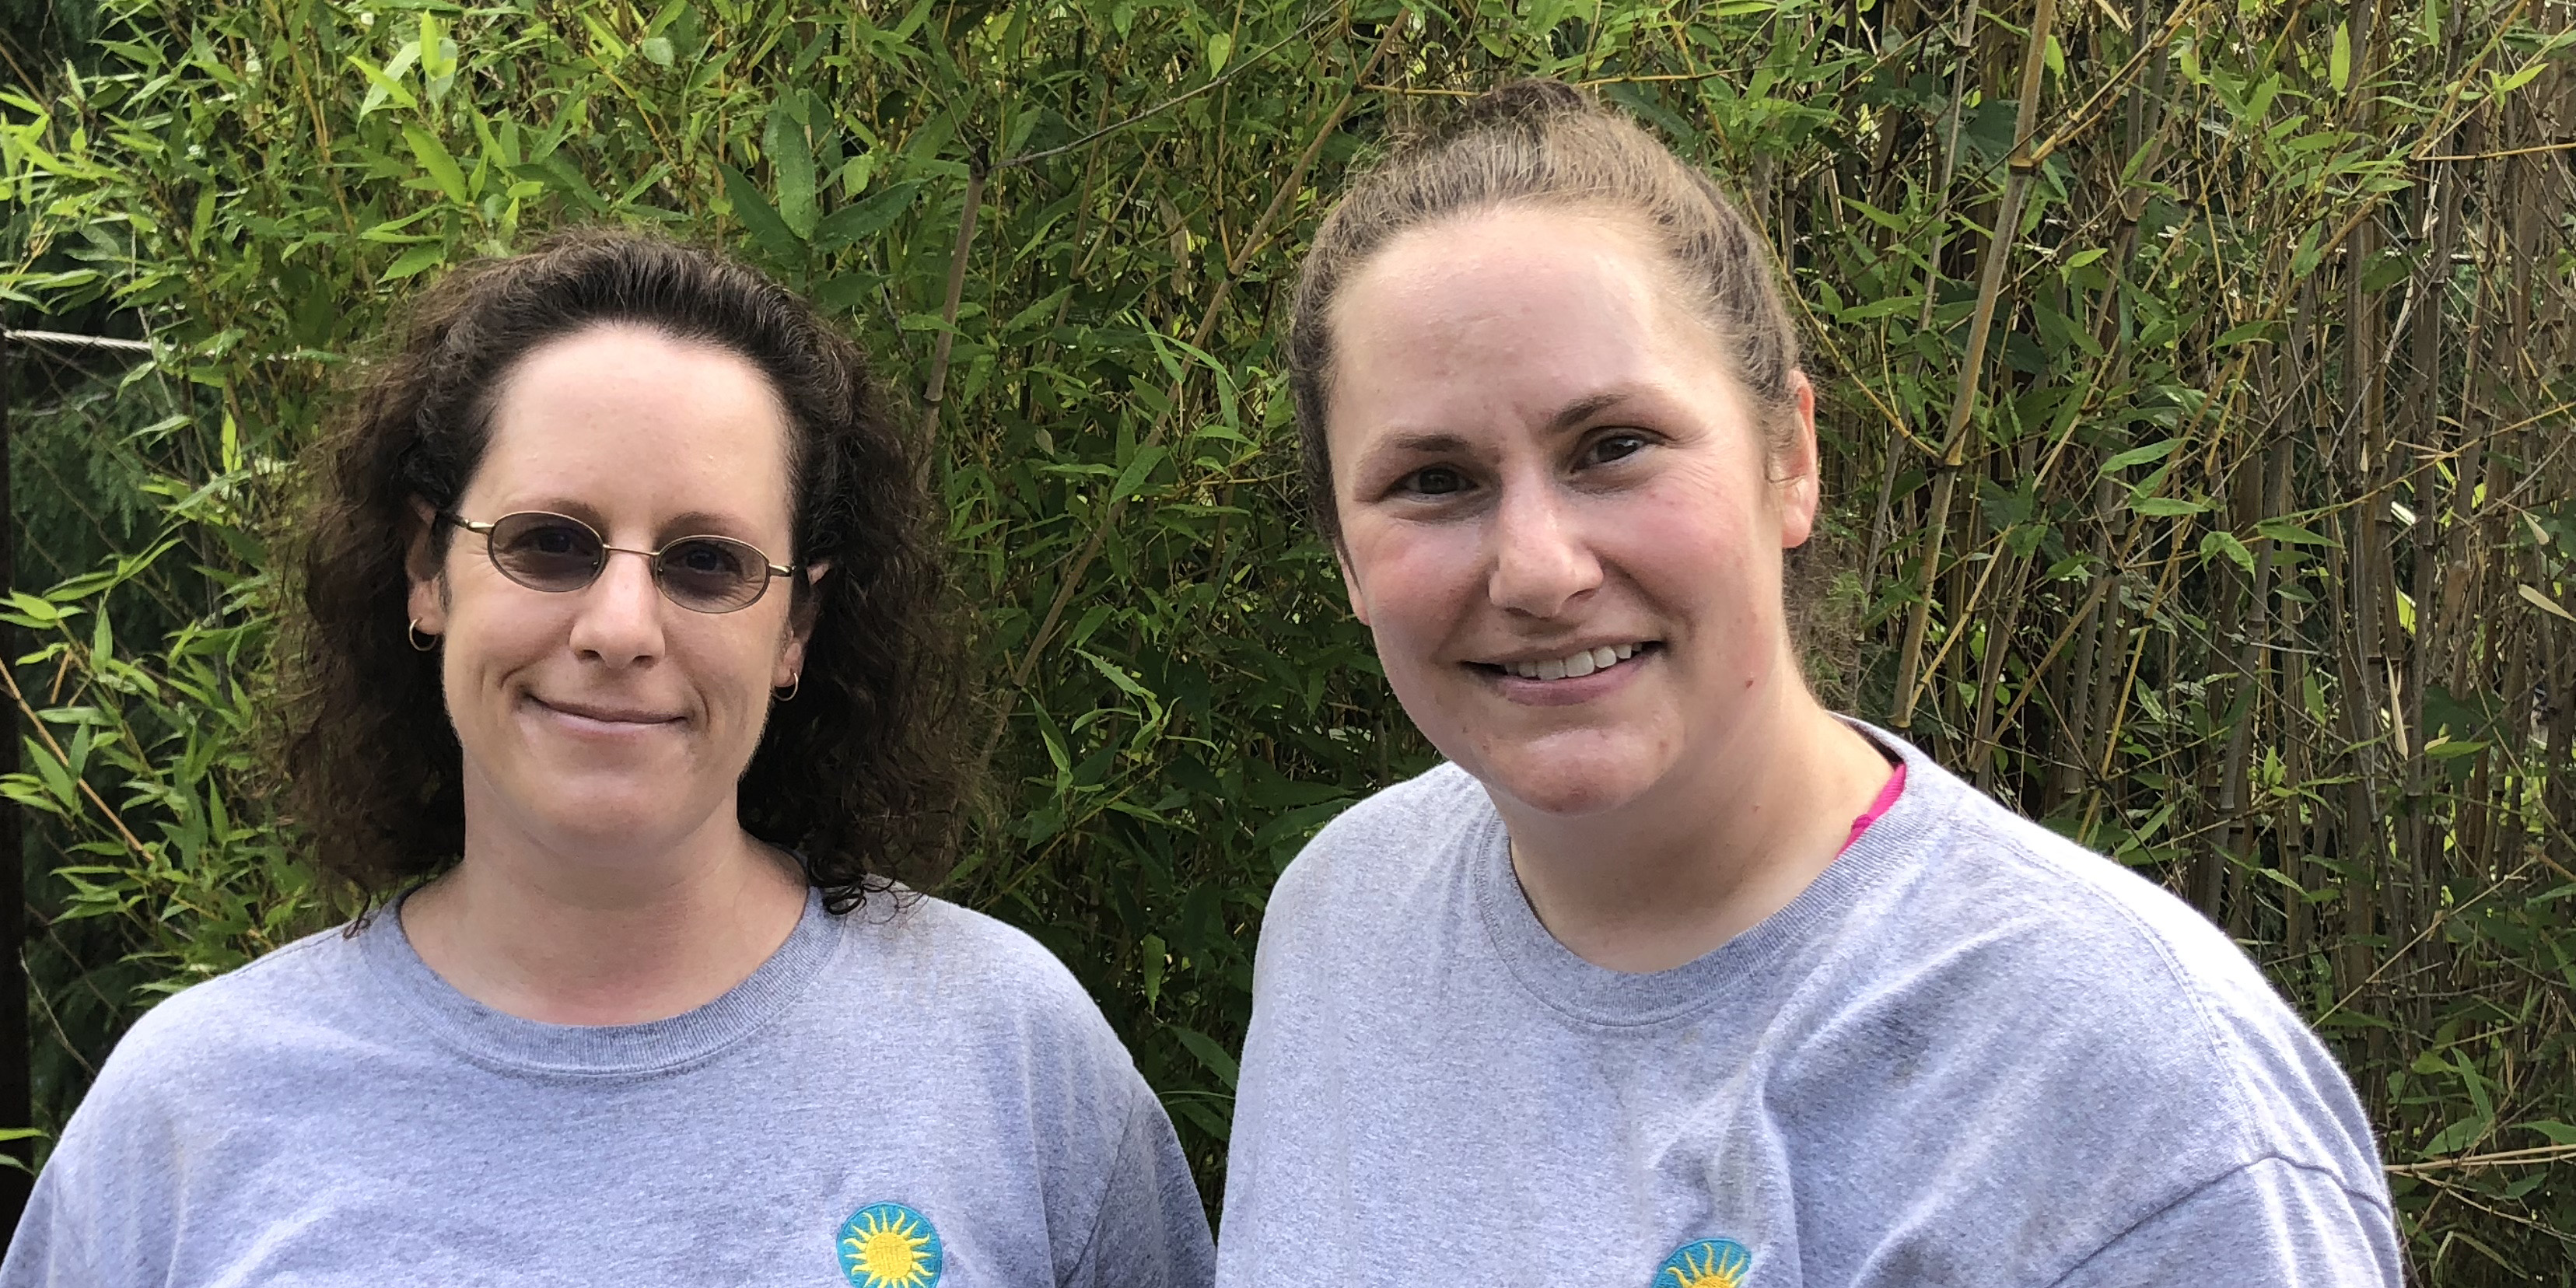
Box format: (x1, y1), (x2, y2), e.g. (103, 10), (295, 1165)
(1655, 1237), (1753, 1288)
(838, 1202), (943, 1287)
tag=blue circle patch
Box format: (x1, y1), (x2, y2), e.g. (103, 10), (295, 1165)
(838, 1202), (943, 1287)
(1655, 1237), (1752, 1287)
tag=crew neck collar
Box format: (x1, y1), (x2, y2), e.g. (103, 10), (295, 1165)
(1471, 719), (1948, 1027)
(358, 885), (840, 1077)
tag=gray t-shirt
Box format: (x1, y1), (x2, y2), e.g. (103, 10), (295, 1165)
(1218, 728), (2399, 1286)
(5, 887), (1215, 1287)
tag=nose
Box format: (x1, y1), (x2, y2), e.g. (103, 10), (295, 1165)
(565, 548), (667, 667)
(1486, 480), (1601, 618)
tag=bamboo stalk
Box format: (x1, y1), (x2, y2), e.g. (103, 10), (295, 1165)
(916, 159), (988, 488)
(978, 19), (1409, 768)
(1893, 0), (2061, 729)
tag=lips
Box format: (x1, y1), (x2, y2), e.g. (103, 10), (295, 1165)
(528, 695), (684, 727)
(1473, 641), (1658, 681)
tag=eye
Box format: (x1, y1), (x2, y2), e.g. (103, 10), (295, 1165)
(502, 520), (590, 557)
(1398, 465), (1471, 497)
(1583, 432), (1649, 467)
(669, 539), (748, 577)
(530, 527), (579, 554)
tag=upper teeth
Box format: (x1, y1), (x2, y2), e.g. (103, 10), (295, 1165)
(1506, 643), (1639, 681)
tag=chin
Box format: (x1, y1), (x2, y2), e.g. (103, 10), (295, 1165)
(524, 784), (709, 855)
(1458, 740), (1668, 819)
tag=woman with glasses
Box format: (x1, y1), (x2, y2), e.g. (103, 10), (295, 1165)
(1216, 81), (2398, 1286)
(4, 230), (1213, 1287)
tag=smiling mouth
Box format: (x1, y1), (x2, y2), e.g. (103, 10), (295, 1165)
(1472, 641), (1658, 681)
(530, 696), (684, 726)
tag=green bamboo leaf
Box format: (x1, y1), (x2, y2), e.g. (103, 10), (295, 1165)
(2130, 495), (2210, 518)
(2098, 439), (2182, 474)
(1109, 444), (1169, 502)
(720, 163), (803, 264)
(379, 243), (446, 284)
(2329, 23), (2351, 92)
(345, 54), (417, 115)
(2421, 1115), (2488, 1157)
(1139, 933), (1166, 1004)
(1171, 1027), (1239, 1090)
(1077, 649), (1156, 701)
(2254, 517), (2340, 548)
(2492, 60), (2546, 97)
(402, 126), (471, 205)
(764, 101), (818, 239)
(2214, 320), (2282, 347)
(2200, 530), (2255, 574)
(26, 739), (79, 814)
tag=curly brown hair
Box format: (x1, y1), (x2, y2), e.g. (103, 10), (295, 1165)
(278, 228), (967, 912)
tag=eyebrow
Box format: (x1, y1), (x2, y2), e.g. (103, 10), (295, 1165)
(1370, 431), (1476, 458)
(1546, 392), (1629, 432)
(501, 502), (764, 544)
(660, 509), (752, 539)
(1362, 394), (1633, 462)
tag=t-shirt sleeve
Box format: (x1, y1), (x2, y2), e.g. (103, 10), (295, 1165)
(0, 1075), (167, 1288)
(2046, 1155), (2402, 1287)
(1059, 1086), (1216, 1288)
(0, 1152), (99, 1288)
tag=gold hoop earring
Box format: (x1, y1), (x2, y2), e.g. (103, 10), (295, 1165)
(408, 619), (439, 653)
(773, 674), (800, 703)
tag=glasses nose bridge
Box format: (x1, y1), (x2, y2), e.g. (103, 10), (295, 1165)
(593, 540), (663, 565)
(581, 540), (667, 609)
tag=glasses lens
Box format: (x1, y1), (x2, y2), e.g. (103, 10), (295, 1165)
(656, 537), (768, 612)
(487, 513), (604, 592)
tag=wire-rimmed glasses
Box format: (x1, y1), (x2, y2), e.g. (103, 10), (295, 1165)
(442, 511), (795, 614)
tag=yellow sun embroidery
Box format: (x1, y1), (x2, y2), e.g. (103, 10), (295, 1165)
(838, 1202), (943, 1287)
(1656, 1237), (1752, 1288)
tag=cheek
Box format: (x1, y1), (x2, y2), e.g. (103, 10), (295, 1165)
(1344, 523), (1482, 647)
(446, 593), (561, 677)
(1605, 475), (1783, 612)
(701, 618), (794, 708)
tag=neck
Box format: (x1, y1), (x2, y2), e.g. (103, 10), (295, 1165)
(1496, 678), (1892, 975)
(401, 796), (810, 1026)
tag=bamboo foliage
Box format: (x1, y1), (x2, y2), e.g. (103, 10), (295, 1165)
(2, 0), (2572, 1274)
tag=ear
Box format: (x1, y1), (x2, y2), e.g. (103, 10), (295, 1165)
(1333, 541), (1373, 627)
(1775, 371), (1822, 551)
(404, 500), (450, 635)
(776, 562), (831, 687)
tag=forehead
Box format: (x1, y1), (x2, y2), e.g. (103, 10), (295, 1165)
(469, 324), (796, 530)
(1324, 205), (1723, 436)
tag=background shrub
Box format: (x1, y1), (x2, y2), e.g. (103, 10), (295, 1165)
(3, 0), (2572, 1277)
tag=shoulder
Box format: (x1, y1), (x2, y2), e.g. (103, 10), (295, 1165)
(823, 890), (1133, 1064)
(1822, 727), (2386, 1195)
(38, 921), (376, 1197)
(1885, 749), (2315, 1062)
(82, 922), (374, 1108)
(1265, 761), (1488, 929)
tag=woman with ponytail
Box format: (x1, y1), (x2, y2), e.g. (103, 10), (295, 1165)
(1218, 81), (2396, 1287)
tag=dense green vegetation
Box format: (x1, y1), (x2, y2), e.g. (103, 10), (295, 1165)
(5, 0), (2573, 1276)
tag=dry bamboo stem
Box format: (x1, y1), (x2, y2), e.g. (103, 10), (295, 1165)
(1893, 0), (2061, 730)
